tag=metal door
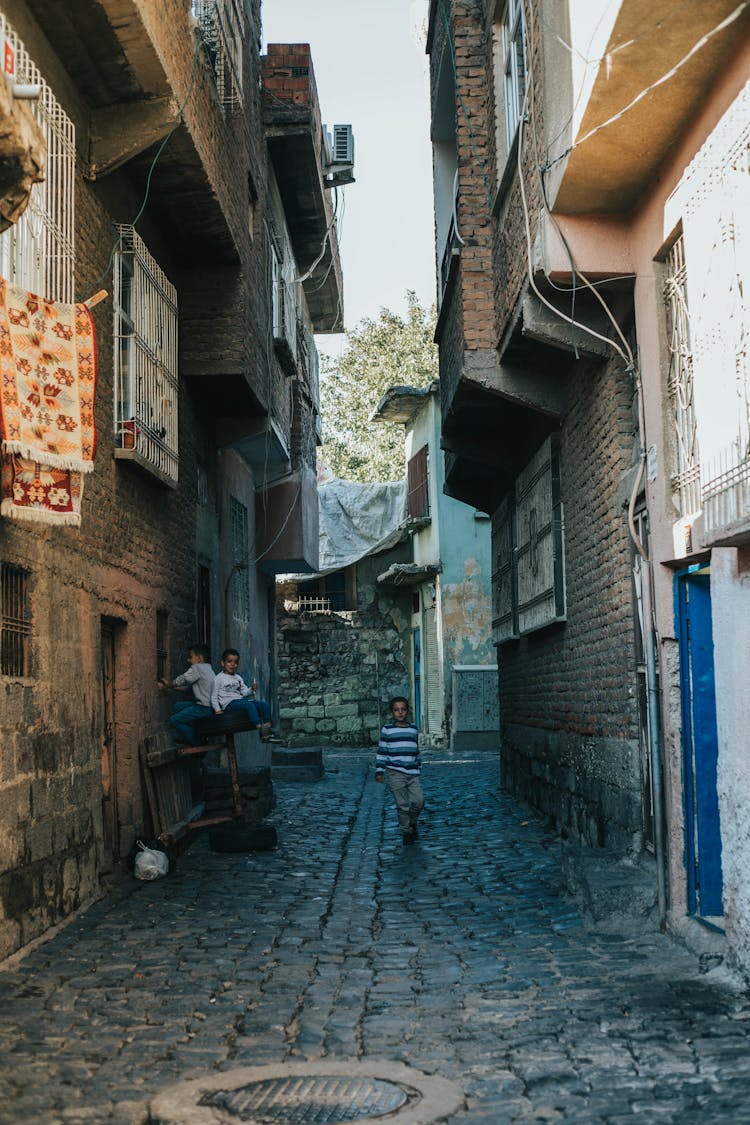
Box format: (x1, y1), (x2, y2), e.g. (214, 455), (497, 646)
(676, 568), (723, 919)
(423, 605), (442, 735)
(100, 620), (119, 866)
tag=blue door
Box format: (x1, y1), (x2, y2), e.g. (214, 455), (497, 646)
(676, 568), (723, 919)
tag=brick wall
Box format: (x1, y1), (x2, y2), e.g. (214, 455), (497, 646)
(499, 356), (642, 849)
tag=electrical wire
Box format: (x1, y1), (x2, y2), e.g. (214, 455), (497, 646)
(79, 31), (202, 300)
(519, 0), (634, 370)
(544, 2), (749, 172)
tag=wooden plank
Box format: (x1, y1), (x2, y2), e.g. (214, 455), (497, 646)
(139, 741), (163, 836)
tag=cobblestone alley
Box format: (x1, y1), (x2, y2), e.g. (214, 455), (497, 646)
(2, 750), (750, 1123)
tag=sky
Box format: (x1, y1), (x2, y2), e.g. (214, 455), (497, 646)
(261, 0), (436, 358)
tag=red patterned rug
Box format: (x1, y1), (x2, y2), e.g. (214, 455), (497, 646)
(0, 280), (97, 525)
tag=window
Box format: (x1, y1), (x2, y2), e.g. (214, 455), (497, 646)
(268, 222), (298, 373)
(197, 565), (212, 651)
(501, 0), (526, 145)
(664, 234), (700, 518)
(114, 226), (179, 486)
(492, 436), (565, 642)
(1, 563), (31, 677)
(407, 446), (430, 521)
(0, 14), (75, 301)
(230, 496), (249, 623)
(192, 0), (245, 111)
(297, 569), (356, 613)
(156, 610), (168, 681)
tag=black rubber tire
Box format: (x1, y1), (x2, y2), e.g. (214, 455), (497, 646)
(209, 823), (278, 853)
(194, 711), (257, 738)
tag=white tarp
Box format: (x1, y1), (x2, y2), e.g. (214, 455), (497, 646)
(318, 478), (407, 574)
(280, 478), (407, 581)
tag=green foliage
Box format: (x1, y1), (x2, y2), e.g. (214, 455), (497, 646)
(319, 292), (438, 483)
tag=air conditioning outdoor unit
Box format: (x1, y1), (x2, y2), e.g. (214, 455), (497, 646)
(333, 123), (354, 165)
(323, 123), (355, 187)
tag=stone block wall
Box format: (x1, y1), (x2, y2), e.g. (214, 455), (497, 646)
(276, 546), (412, 747)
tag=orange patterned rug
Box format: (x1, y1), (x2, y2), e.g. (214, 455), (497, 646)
(0, 279), (97, 525)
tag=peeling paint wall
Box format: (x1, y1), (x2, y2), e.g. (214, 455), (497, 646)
(712, 547), (750, 971)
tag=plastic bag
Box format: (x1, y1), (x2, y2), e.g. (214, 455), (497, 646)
(133, 844), (169, 881)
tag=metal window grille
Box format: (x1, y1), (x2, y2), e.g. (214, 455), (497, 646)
(1, 563), (31, 677)
(114, 226), (179, 485)
(192, 0), (244, 112)
(407, 446), (430, 520)
(298, 573), (348, 614)
(673, 83), (750, 536)
(0, 14), (75, 301)
(156, 610), (168, 681)
(664, 235), (701, 517)
(230, 496), (249, 623)
(502, 0), (526, 145)
(269, 227), (298, 358)
(197, 465), (209, 506)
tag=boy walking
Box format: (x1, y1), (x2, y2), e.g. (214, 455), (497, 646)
(158, 643), (215, 746)
(211, 648), (277, 739)
(375, 696), (424, 845)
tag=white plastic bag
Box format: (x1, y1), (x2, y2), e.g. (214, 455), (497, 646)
(133, 845), (169, 881)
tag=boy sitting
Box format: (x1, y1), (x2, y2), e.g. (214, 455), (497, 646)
(211, 648), (279, 741)
(158, 643), (215, 746)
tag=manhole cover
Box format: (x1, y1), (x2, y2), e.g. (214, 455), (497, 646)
(149, 1061), (465, 1124)
(199, 1074), (409, 1122)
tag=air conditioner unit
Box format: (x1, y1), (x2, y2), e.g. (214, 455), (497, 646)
(333, 123), (354, 166)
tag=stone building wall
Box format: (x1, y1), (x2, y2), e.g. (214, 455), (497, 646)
(0, 0), (319, 960)
(276, 545), (412, 748)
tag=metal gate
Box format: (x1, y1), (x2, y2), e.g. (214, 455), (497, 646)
(675, 567), (723, 920)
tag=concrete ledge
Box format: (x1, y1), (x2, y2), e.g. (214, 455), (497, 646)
(271, 746), (324, 782)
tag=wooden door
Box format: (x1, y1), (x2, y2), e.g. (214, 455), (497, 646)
(100, 620), (119, 866)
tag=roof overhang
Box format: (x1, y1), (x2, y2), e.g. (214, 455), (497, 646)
(550, 0), (750, 213)
(377, 562), (442, 588)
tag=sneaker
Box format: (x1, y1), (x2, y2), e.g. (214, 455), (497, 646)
(409, 823), (419, 841)
(402, 833), (414, 846)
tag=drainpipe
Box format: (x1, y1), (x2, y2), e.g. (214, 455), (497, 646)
(628, 375), (668, 931)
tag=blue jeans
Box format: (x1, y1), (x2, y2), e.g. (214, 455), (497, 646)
(224, 698), (271, 727)
(169, 701), (212, 745)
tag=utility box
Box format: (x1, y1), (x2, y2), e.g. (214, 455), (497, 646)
(451, 665), (499, 750)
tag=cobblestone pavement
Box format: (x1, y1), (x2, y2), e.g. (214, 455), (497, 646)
(2, 749), (750, 1123)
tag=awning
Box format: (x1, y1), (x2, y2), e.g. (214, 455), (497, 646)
(376, 562), (441, 588)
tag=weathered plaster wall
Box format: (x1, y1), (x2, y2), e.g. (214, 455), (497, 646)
(712, 547), (750, 970)
(276, 545), (412, 747)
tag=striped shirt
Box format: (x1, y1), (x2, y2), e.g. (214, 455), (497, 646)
(376, 722), (420, 776)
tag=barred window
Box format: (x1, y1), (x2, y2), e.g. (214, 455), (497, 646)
(0, 14), (75, 301)
(193, 0), (245, 112)
(230, 496), (249, 623)
(664, 235), (701, 517)
(114, 227), (179, 486)
(1, 563), (32, 677)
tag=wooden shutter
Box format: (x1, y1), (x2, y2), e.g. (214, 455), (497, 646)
(515, 434), (565, 634)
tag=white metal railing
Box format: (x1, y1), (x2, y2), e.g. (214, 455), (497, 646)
(192, 0), (244, 112)
(0, 14), (75, 301)
(114, 227), (179, 485)
(664, 235), (701, 518)
(298, 595), (333, 614)
(678, 84), (750, 537)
